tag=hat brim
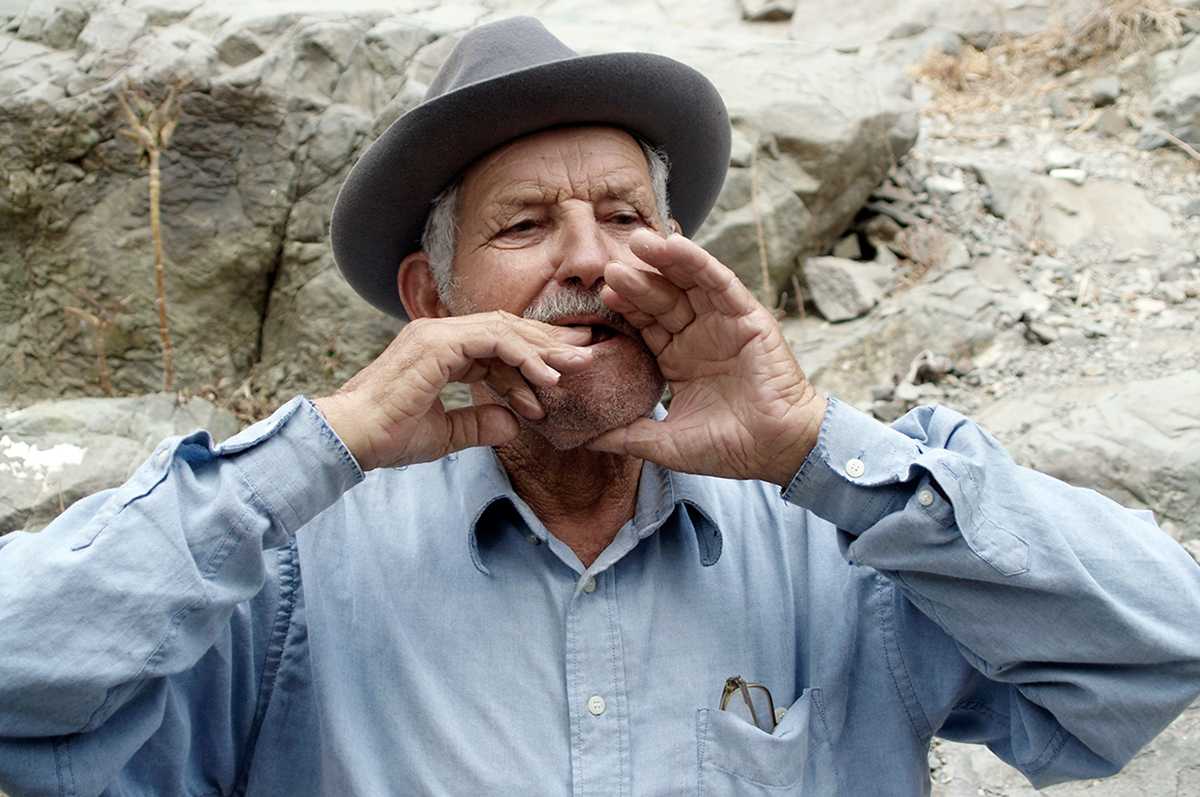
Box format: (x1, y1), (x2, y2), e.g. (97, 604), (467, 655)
(330, 50), (731, 319)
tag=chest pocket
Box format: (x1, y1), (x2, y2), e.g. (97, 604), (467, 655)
(697, 688), (834, 795)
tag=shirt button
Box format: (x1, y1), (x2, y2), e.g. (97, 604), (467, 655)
(525, 532), (541, 546)
(587, 695), (606, 716)
(583, 577), (597, 593)
(156, 449), (170, 465)
(917, 489), (935, 507)
(846, 458), (865, 478)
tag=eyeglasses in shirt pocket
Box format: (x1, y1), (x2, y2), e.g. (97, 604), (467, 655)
(696, 687), (835, 795)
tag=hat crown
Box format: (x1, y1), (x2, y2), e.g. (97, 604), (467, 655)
(425, 17), (578, 101)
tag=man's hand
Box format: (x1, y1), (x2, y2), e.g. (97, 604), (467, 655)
(589, 229), (827, 488)
(314, 313), (593, 471)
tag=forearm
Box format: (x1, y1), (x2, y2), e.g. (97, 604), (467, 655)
(0, 397), (361, 737)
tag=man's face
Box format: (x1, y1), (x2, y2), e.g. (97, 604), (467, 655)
(446, 125), (670, 449)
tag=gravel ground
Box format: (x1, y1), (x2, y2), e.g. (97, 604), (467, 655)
(870, 41), (1200, 421)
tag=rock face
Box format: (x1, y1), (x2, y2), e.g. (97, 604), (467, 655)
(0, 0), (917, 405)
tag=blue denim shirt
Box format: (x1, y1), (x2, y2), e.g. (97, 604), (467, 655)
(2, 396), (1199, 796)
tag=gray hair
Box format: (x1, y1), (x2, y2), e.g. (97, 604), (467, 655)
(422, 137), (672, 303)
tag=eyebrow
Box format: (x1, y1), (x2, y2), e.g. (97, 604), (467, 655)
(487, 181), (653, 217)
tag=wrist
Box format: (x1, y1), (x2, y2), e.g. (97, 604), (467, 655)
(311, 395), (376, 472)
(767, 393), (828, 489)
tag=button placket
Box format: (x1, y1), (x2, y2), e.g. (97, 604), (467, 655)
(566, 568), (629, 794)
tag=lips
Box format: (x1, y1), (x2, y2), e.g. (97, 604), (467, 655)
(557, 316), (637, 347)
(561, 323), (617, 345)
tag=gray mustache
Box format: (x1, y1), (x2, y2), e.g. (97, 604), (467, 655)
(524, 289), (639, 338)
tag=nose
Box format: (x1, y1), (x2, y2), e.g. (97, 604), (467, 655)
(553, 210), (617, 289)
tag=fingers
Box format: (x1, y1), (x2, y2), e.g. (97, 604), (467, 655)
(453, 316), (592, 420)
(476, 363), (545, 419)
(443, 403), (522, 451)
(606, 230), (761, 328)
(602, 262), (695, 334)
(315, 313), (594, 470)
(445, 316), (593, 390)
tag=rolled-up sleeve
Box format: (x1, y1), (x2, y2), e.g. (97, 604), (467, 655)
(784, 398), (1200, 786)
(0, 397), (361, 793)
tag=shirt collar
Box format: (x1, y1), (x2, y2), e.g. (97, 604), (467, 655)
(460, 444), (723, 575)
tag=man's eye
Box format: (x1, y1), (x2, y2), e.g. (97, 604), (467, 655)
(501, 220), (539, 236)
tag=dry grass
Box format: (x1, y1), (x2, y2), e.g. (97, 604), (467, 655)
(1042, 0), (1190, 66)
(906, 0), (1196, 118)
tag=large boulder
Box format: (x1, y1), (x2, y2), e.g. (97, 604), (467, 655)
(0, 393), (239, 532)
(1145, 34), (1200, 148)
(0, 0), (916, 407)
(974, 371), (1200, 545)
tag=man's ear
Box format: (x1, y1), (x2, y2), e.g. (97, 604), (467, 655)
(398, 252), (451, 319)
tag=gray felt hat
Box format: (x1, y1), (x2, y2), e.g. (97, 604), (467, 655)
(329, 15), (732, 319)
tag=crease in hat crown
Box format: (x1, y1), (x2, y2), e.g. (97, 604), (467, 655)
(330, 15), (732, 320)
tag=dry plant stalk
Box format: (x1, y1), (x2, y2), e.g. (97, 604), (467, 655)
(65, 289), (134, 397)
(117, 77), (188, 392)
(749, 146), (774, 308)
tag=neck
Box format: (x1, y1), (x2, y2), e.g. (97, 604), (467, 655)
(494, 429), (642, 569)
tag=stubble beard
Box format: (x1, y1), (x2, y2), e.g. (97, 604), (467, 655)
(522, 289), (666, 451)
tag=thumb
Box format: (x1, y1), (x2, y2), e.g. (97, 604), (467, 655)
(587, 417), (684, 468)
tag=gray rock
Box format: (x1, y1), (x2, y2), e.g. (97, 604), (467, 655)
(801, 268), (1000, 407)
(803, 256), (889, 321)
(1042, 146), (1082, 171)
(127, 0), (205, 27)
(788, 0), (1051, 53)
(1048, 167), (1086, 185)
(74, 4), (148, 57)
(15, 0), (89, 50)
(975, 372), (1200, 543)
(740, 0), (794, 22)
(973, 166), (1181, 253)
(1144, 35), (1200, 147)
(1090, 74), (1120, 107)
(0, 393), (239, 532)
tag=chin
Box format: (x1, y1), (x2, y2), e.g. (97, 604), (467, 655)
(527, 354), (666, 451)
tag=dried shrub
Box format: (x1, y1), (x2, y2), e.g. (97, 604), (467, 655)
(1040, 0), (1190, 69)
(906, 0), (1196, 115)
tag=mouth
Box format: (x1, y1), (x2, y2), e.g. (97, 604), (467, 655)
(555, 315), (636, 347)
(564, 323), (620, 346)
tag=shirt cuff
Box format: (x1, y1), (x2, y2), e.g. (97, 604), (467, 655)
(781, 397), (931, 536)
(212, 396), (364, 534)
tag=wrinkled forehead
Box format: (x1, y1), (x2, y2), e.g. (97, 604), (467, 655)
(460, 125), (654, 206)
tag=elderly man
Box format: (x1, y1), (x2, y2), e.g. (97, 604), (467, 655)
(2, 16), (1199, 797)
